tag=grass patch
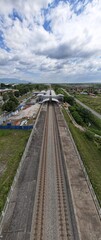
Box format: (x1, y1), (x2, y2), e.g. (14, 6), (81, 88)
(61, 88), (101, 135)
(0, 129), (31, 213)
(62, 107), (101, 206)
(75, 94), (101, 114)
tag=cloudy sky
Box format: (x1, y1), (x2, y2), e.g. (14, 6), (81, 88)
(0, 0), (101, 83)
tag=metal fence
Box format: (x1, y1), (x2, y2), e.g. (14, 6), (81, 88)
(0, 125), (33, 130)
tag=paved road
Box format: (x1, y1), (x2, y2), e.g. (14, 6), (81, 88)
(62, 88), (101, 119)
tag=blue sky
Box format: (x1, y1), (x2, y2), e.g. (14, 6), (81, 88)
(0, 0), (101, 83)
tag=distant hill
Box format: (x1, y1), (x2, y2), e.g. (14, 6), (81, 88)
(0, 78), (29, 84)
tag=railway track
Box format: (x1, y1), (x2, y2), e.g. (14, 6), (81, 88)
(30, 103), (79, 240)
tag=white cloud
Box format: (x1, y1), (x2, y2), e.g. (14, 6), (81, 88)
(47, 0), (101, 53)
(0, 0), (53, 14)
(0, 0), (101, 83)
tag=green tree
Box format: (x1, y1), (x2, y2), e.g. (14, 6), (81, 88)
(71, 110), (83, 125)
(85, 130), (94, 141)
(2, 93), (19, 112)
(2, 100), (17, 112)
(3, 93), (8, 102)
(14, 91), (20, 98)
(8, 92), (19, 105)
(64, 95), (75, 106)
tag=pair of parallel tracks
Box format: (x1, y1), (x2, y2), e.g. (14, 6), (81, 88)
(31, 103), (79, 240)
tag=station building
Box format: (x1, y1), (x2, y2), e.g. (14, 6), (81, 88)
(37, 89), (64, 103)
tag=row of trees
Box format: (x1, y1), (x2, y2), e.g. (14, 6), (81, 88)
(0, 83), (12, 89)
(1, 84), (34, 112)
(13, 83), (48, 95)
(1, 83), (48, 112)
(63, 93), (101, 129)
(14, 84), (33, 96)
(69, 102), (101, 129)
(64, 95), (75, 106)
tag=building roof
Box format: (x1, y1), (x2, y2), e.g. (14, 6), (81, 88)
(51, 90), (56, 96)
(41, 98), (59, 103)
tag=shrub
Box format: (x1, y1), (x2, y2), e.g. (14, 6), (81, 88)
(85, 130), (94, 141)
(64, 96), (75, 106)
(72, 111), (84, 125)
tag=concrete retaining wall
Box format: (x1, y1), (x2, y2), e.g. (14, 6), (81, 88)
(61, 107), (101, 220)
(0, 105), (42, 234)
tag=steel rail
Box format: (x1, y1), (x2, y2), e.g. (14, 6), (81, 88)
(53, 104), (79, 240)
(53, 105), (73, 239)
(31, 103), (49, 240)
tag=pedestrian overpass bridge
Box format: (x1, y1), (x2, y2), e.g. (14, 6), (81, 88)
(37, 89), (64, 103)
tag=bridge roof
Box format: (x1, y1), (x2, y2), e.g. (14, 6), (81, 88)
(41, 98), (59, 103)
(46, 90), (51, 96)
(52, 98), (59, 103)
(41, 98), (50, 103)
(51, 90), (56, 96)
